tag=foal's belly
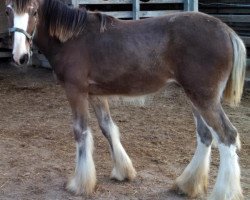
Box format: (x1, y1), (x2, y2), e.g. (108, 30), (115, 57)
(88, 75), (170, 96)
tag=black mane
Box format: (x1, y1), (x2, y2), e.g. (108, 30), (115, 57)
(42, 0), (88, 42)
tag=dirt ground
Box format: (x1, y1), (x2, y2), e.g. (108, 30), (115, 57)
(0, 61), (249, 200)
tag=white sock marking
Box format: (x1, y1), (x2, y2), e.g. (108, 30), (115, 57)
(108, 120), (136, 180)
(175, 115), (211, 197)
(67, 128), (96, 194)
(184, 134), (211, 177)
(210, 144), (242, 200)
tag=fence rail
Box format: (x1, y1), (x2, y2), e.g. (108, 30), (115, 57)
(214, 15), (250, 23)
(73, 0), (185, 4)
(74, 0), (198, 19)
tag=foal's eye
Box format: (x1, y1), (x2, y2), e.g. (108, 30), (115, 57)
(33, 11), (38, 17)
(5, 9), (10, 16)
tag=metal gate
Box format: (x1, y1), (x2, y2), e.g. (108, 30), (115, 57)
(72, 0), (198, 20)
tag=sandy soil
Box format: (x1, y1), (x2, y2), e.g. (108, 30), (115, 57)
(0, 61), (249, 200)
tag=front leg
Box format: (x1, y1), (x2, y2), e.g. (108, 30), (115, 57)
(90, 96), (136, 181)
(64, 85), (96, 195)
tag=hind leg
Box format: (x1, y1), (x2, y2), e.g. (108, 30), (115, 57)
(196, 104), (243, 200)
(175, 106), (213, 198)
(90, 96), (136, 181)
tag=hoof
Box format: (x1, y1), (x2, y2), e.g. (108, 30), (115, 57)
(66, 175), (96, 195)
(174, 175), (208, 198)
(209, 192), (244, 200)
(110, 165), (136, 181)
(171, 183), (187, 196)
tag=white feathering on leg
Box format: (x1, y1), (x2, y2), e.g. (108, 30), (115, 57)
(67, 128), (96, 195)
(209, 144), (243, 200)
(109, 122), (136, 181)
(175, 134), (211, 197)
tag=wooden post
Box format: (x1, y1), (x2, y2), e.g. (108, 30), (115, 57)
(184, 0), (198, 11)
(184, 0), (189, 11)
(133, 0), (140, 20)
(191, 0), (198, 11)
(71, 0), (78, 7)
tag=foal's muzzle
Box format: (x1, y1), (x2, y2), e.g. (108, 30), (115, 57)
(9, 27), (35, 66)
(12, 53), (30, 66)
(19, 54), (30, 65)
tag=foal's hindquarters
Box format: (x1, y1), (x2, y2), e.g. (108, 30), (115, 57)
(172, 31), (245, 199)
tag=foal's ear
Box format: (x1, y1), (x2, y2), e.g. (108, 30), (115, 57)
(36, 0), (43, 5)
(5, 0), (11, 6)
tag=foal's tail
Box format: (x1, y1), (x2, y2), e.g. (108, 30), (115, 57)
(224, 31), (246, 107)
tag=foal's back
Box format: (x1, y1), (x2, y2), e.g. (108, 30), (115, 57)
(78, 12), (232, 96)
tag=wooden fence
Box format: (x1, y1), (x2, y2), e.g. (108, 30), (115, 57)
(199, 0), (250, 86)
(0, 2), (7, 34)
(0, 1), (12, 58)
(73, 0), (198, 19)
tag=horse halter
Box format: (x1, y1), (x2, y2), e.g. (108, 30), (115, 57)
(9, 27), (36, 45)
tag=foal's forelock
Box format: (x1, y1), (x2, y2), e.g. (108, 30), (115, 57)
(7, 0), (34, 14)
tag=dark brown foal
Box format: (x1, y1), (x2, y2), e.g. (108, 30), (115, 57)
(6, 0), (246, 199)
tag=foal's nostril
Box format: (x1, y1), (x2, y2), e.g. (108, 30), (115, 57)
(19, 54), (29, 65)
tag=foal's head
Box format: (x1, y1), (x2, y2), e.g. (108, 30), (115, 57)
(5, 0), (39, 65)
(6, 0), (88, 65)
